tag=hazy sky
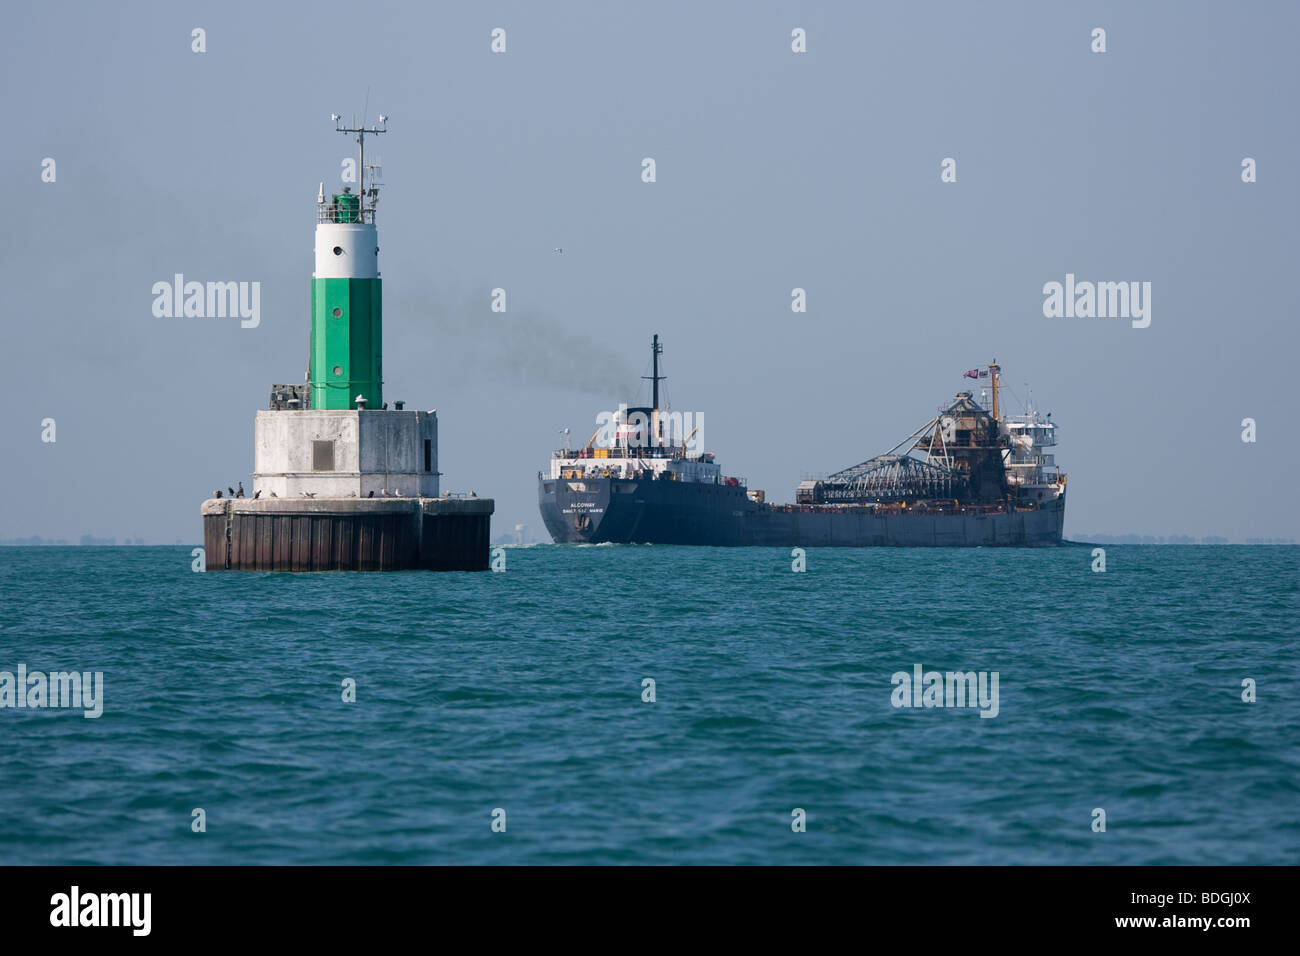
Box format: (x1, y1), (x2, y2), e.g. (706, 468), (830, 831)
(2, 1), (1296, 542)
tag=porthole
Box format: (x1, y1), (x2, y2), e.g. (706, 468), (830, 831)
(332, 307), (342, 317)
(332, 365), (342, 376)
(332, 246), (343, 256)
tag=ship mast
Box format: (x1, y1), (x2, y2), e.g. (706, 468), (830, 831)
(649, 334), (663, 410)
(989, 359), (1001, 424)
(642, 334), (665, 449)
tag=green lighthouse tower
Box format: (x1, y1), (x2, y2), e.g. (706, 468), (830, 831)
(310, 114), (387, 409)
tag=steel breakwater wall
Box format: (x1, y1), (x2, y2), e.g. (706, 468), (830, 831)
(200, 497), (493, 571)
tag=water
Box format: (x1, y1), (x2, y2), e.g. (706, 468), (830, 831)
(0, 544), (1296, 865)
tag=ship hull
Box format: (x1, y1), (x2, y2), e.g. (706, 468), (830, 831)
(538, 476), (1065, 547)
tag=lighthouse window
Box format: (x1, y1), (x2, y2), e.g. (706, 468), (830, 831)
(332, 307), (342, 317)
(312, 440), (335, 472)
(332, 246), (343, 256)
(424, 439), (432, 472)
(332, 366), (342, 376)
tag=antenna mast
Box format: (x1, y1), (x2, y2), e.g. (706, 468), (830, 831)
(331, 112), (388, 218)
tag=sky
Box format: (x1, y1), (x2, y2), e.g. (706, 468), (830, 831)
(2, 0), (1296, 543)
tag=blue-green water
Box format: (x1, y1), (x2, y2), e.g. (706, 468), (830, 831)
(0, 544), (1296, 865)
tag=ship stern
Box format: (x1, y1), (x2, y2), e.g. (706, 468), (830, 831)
(538, 473), (613, 543)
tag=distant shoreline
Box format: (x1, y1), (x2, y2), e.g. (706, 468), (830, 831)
(2, 539), (1295, 548)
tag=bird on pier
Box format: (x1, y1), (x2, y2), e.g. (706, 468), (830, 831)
(236, 482), (245, 498)
(367, 490), (375, 498)
(213, 489), (222, 499)
(269, 491), (278, 498)
(227, 486), (235, 497)
(382, 402), (388, 410)
(300, 491), (316, 498)
(253, 490), (262, 499)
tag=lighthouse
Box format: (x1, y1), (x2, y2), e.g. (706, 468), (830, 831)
(311, 113), (384, 411)
(311, 185), (383, 409)
(200, 115), (494, 571)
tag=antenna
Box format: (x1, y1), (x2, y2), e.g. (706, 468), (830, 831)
(332, 110), (388, 219)
(365, 153), (383, 202)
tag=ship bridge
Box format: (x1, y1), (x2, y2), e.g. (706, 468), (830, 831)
(1001, 407), (1064, 498)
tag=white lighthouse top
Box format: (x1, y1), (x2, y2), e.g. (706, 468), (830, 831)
(313, 113), (387, 280)
(315, 218), (379, 279)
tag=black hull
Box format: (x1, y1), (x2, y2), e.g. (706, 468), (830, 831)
(538, 476), (1065, 547)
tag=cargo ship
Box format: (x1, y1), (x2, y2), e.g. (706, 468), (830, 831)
(537, 337), (1065, 547)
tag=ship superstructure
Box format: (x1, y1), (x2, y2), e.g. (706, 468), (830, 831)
(1001, 401), (1064, 505)
(548, 335), (726, 483)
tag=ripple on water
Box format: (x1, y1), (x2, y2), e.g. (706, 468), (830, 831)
(0, 544), (1296, 864)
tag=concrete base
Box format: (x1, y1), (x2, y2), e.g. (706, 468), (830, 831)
(201, 497), (493, 571)
(253, 409), (439, 500)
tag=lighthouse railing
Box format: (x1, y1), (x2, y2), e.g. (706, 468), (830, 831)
(318, 203), (377, 225)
